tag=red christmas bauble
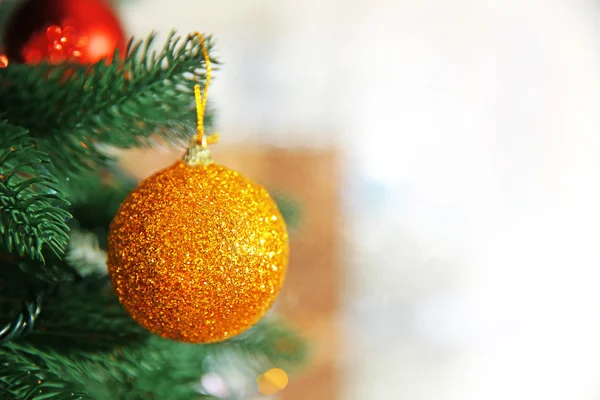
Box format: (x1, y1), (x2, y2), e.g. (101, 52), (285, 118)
(3, 0), (126, 64)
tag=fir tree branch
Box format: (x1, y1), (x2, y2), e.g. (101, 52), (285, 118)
(0, 122), (71, 261)
(0, 33), (217, 177)
(0, 254), (79, 346)
(273, 194), (301, 231)
(1, 275), (306, 399)
(108, 319), (308, 399)
(23, 277), (149, 353)
(0, 293), (42, 346)
(3, 338), (217, 400)
(221, 318), (310, 372)
(65, 167), (136, 247)
(0, 345), (90, 400)
(0, 385), (18, 400)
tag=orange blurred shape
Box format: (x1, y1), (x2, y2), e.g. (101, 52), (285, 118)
(257, 368), (289, 395)
(0, 54), (8, 68)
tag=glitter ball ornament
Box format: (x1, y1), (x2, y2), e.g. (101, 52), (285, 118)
(107, 35), (289, 343)
(107, 159), (288, 343)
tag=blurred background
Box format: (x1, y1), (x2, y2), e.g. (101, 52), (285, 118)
(91, 0), (600, 398)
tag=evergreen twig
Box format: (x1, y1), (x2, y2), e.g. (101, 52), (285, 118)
(0, 122), (71, 261)
(0, 346), (90, 400)
(0, 32), (217, 177)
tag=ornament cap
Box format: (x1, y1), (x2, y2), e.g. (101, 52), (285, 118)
(184, 135), (213, 166)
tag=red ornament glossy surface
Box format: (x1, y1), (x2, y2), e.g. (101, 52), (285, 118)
(3, 0), (125, 64)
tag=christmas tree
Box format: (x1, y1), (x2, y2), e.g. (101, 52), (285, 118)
(0, 1), (307, 399)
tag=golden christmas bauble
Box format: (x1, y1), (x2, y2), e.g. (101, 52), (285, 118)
(107, 160), (289, 343)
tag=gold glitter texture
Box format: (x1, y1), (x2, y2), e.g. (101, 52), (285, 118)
(107, 161), (289, 343)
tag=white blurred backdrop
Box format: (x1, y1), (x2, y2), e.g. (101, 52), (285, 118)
(123, 0), (600, 398)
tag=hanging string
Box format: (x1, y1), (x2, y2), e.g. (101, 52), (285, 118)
(194, 32), (218, 147)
